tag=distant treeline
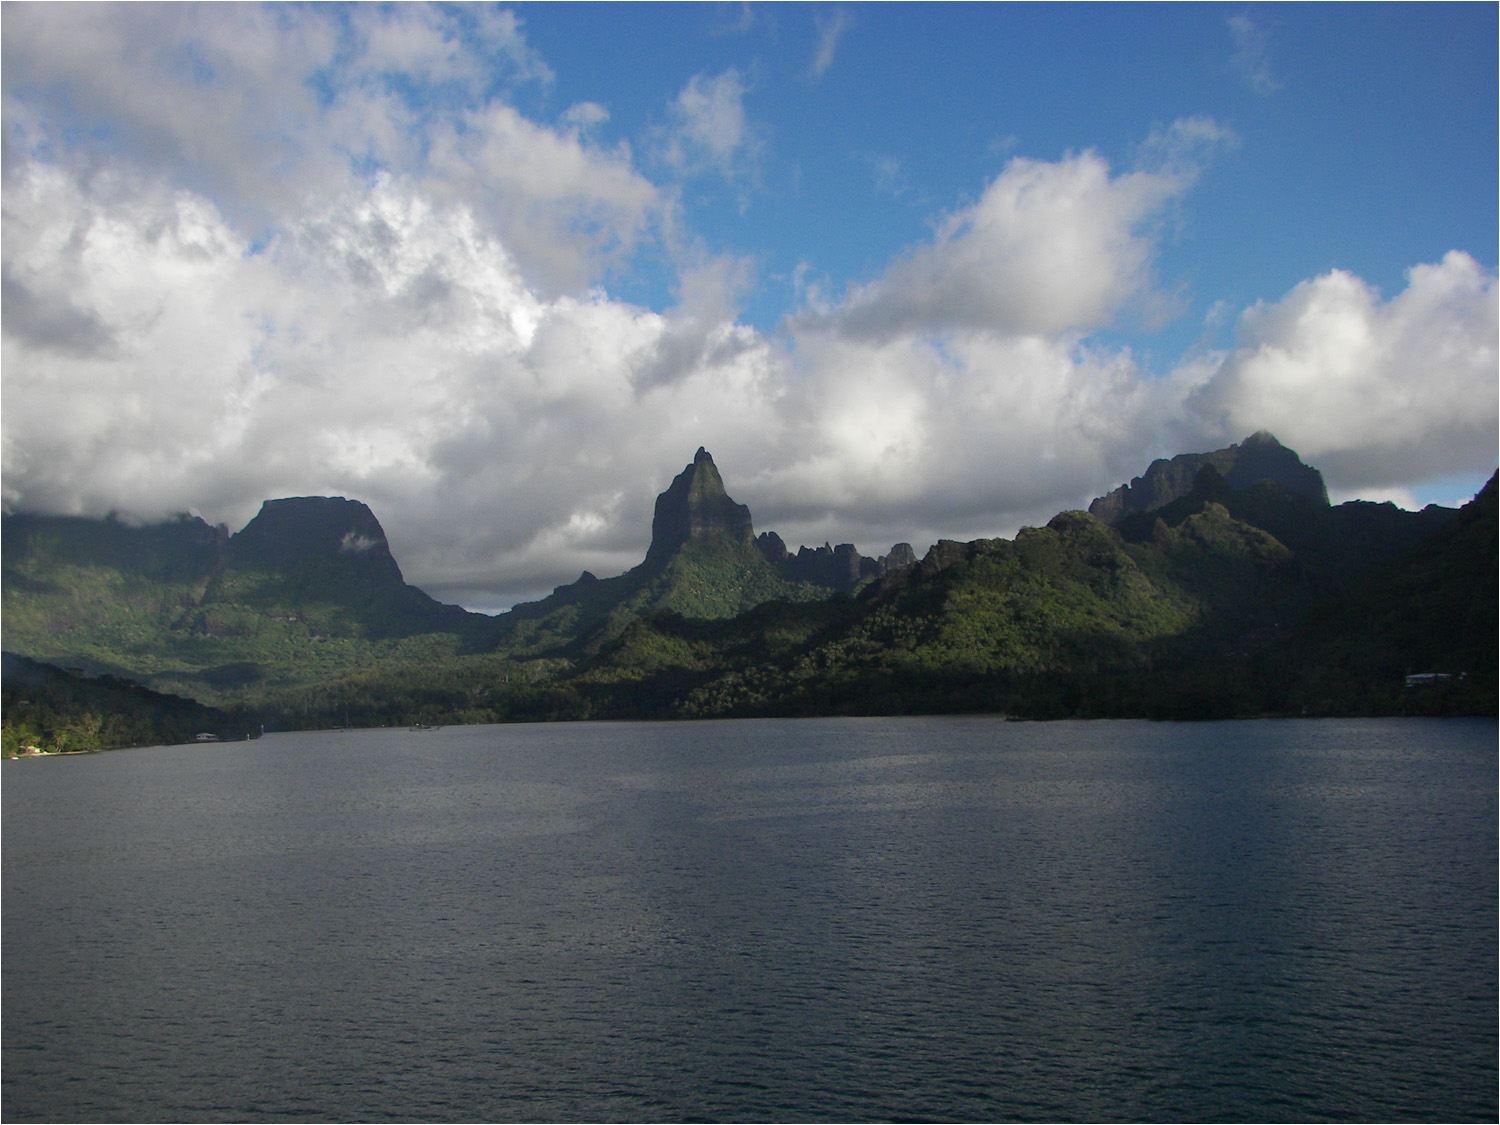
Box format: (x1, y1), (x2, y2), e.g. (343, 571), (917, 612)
(1, 653), (252, 756)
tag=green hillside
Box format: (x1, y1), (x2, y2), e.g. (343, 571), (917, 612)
(3, 438), (1493, 731)
(0, 450), (865, 712)
(1, 504), (497, 706)
(565, 480), (1493, 722)
(1, 652), (246, 756)
(494, 534), (839, 657)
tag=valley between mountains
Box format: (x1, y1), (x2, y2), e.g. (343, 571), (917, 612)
(3, 433), (1494, 751)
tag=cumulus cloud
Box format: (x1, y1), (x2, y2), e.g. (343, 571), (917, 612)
(1184, 252), (1498, 489)
(753, 325), (1185, 549)
(1, 3), (342, 214)
(819, 150), (1191, 340)
(2, 3), (654, 292)
(628, 255), (762, 392)
(2, 161), (274, 523)
(422, 103), (663, 291)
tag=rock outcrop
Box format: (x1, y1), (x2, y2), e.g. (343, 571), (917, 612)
(1088, 432), (1328, 525)
(645, 448), (756, 564)
(783, 541), (870, 591)
(755, 530), (789, 562)
(878, 543), (917, 573)
(228, 496), (406, 583)
(760, 531), (916, 591)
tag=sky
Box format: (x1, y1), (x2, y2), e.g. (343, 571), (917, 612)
(3, 2), (1496, 612)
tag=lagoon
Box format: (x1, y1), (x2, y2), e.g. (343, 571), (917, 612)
(3, 717), (1495, 1121)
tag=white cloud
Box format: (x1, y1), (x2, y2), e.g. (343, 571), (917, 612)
(809, 9), (853, 79)
(820, 150), (1192, 340)
(1228, 14), (1282, 95)
(2, 162), (273, 522)
(740, 301), (1234, 560)
(628, 255), (762, 392)
(1184, 251), (1499, 490)
(423, 103), (664, 291)
(2, 3), (645, 293)
(1, 4), (344, 214)
(658, 69), (764, 185)
(2, 10), (1493, 611)
(347, 3), (554, 90)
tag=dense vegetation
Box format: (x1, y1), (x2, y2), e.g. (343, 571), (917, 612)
(3, 444), (1493, 744)
(559, 480), (1494, 722)
(1, 653), (247, 756)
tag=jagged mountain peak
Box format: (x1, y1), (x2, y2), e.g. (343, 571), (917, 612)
(1088, 433), (1329, 525)
(646, 449), (755, 562)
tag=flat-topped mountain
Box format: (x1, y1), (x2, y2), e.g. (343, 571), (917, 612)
(228, 496), (403, 578)
(1, 494), (490, 697)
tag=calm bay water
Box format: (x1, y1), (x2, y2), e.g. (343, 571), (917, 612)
(3, 716), (1495, 1122)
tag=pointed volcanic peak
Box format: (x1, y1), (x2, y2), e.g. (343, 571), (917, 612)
(645, 447), (755, 564)
(1089, 432), (1329, 525)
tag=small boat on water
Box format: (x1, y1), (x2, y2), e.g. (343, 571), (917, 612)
(408, 723), (441, 732)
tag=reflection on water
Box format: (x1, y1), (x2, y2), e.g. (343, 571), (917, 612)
(4, 717), (1495, 1122)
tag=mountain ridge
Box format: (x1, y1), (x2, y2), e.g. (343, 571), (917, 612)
(3, 434), (1493, 727)
(1089, 431), (1330, 524)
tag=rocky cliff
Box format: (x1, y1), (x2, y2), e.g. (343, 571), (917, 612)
(645, 448), (756, 564)
(227, 496), (407, 586)
(1089, 432), (1328, 525)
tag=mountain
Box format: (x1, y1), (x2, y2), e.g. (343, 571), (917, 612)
(1110, 462), (1458, 597)
(3, 436), (1492, 726)
(1, 497), (494, 702)
(566, 500), (1299, 720)
(564, 468), (1495, 722)
(0, 449), (910, 699)
(208, 496), (481, 639)
(3, 511), (229, 682)
(646, 447), (756, 561)
(491, 448), (912, 656)
(1285, 471), (1497, 714)
(1089, 431), (1329, 524)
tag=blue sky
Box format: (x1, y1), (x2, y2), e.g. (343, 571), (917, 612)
(513, 5), (1496, 334)
(3, 3), (1496, 609)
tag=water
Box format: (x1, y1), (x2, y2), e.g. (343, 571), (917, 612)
(3, 717), (1495, 1122)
